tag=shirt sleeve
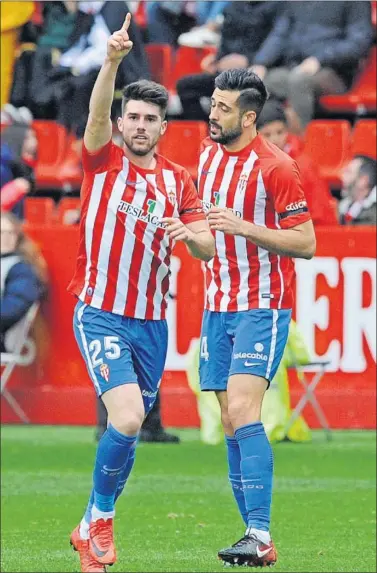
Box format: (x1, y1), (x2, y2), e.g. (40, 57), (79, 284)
(269, 159), (312, 229)
(81, 139), (114, 173)
(179, 170), (206, 225)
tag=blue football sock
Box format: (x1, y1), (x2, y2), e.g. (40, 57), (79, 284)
(114, 444), (136, 502)
(235, 422), (273, 532)
(92, 424), (137, 513)
(225, 436), (248, 525)
(83, 444), (136, 523)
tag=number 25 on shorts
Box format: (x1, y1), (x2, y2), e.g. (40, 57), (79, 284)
(89, 336), (121, 368)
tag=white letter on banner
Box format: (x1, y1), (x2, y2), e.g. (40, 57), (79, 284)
(295, 257), (340, 371)
(341, 257), (376, 372)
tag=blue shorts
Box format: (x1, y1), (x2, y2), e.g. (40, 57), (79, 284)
(199, 309), (291, 391)
(73, 300), (168, 414)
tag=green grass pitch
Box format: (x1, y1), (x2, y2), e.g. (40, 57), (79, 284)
(1, 426), (376, 572)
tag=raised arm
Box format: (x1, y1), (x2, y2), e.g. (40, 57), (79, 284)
(84, 13), (133, 152)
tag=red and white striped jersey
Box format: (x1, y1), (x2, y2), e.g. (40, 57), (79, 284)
(198, 134), (311, 311)
(68, 140), (205, 320)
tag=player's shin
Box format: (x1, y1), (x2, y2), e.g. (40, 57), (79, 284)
(235, 422), (273, 542)
(114, 443), (136, 502)
(92, 424), (137, 518)
(225, 436), (248, 525)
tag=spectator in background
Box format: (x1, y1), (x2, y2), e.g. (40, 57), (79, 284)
(250, 1), (373, 133)
(176, 1), (282, 120)
(0, 211), (48, 353)
(1, 121), (38, 220)
(146, 1), (197, 46)
(29, 1), (149, 138)
(339, 155), (376, 225)
(177, 1), (230, 48)
(257, 99), (338, 226)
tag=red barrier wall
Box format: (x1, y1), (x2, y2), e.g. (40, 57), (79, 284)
(1, 225), (376, 429)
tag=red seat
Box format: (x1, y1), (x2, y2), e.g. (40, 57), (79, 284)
(157, 121), (208, 179)
(371, 1), (377, 29)
(351, 119), (377, 159)
(56, 197), (81, 224)
(173, 46), (217, 87)
(32, 121), (69, 189)
(320, 47), (376, 114)
(303, 120), (352, 187)
(145, 44), (173, 90)
(24, 197), (56, 224)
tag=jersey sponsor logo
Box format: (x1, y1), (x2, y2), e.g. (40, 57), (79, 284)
(142, 389), (158, 398)
(118, 200), (165, 228)
(200, 199), (242, 218)
(233, 352), (268, 361)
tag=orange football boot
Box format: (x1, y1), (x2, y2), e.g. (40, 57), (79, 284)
(70, 525), (106, 573)
(89, 518), (117, 566)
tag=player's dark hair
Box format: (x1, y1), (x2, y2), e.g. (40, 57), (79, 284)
(122, 80), (169, 118)
(214, 69), (268, 119)
(356, 155), (377, 190)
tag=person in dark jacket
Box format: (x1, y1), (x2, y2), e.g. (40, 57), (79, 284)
(176, 1), (282, 120)
(250, 1), (373, 132)
(0, 211), (48, 353)
(0, 122), (38, 219)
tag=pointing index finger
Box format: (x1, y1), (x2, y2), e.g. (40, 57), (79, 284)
(121, 12), (131, 32)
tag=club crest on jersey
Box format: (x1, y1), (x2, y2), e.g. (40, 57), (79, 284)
(237, 172), (249, 193)
(167, 190), (177, 206)
(100, 363), (110, 382)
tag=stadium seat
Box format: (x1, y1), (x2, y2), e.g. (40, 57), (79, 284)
(172, 45), (217, 86)
(303, 120), (352, 187)
(24, 197), (56, 224)
(33, 120), (69, 189)
(371, 1), (377, 29)
(351, 119), (377, 159)
(55, 197), (81, 224)
(320, 47), (376, 114)
(157, 121), (208, 179)
(145, 44), (173, 90)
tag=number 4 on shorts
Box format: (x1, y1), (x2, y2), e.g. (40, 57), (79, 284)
(200, 336), (209, 361)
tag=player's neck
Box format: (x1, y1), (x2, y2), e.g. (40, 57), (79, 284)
(123, 146), (157, 170)
(223, 126), (258, 153)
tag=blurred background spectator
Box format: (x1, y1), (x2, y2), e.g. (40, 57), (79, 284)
(257, 99), (338, 226)
(176, 1), (281, 120)
(177, 1), (229, 48)
(0, 211), (48, 353)
(1, 121), (38, 220)
(250, 1), (373, 134)
(339, 156), (376, 225)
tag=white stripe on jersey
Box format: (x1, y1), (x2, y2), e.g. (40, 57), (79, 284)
(112, 171), (148, 314)
(134, 174), (168, 318)
(233, 150), (258, 309)
(275, 212), (284, 308)
(197, 144), (212, 189)
(254, 169), (271, 309)
(79, 172), (107, 300)
(209, 155), (238, 311)
(266, 309), (279, 379)
(162, 169), (179, 218)
(91, 158), (130, 308)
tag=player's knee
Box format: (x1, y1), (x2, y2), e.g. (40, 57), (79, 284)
(227, 397), (261, 427)
(109, 410), (144, 436)
(220, 409), (234, 435)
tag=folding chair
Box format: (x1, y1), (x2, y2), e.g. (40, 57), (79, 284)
(1, 302), (39, 423)
(286, 361), (332, 441)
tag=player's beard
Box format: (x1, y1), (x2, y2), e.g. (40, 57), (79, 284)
(123, 133), (159, 156)
(209, 117), (243, 145)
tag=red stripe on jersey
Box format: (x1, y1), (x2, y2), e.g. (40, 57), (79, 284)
(223, 157), (244, 312)
(160, 250), (172, 317)
(209, 152), (230, 310)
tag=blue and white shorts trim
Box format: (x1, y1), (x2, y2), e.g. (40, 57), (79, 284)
(73, 300), (168, 414)
(199, 308), (291, 391)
